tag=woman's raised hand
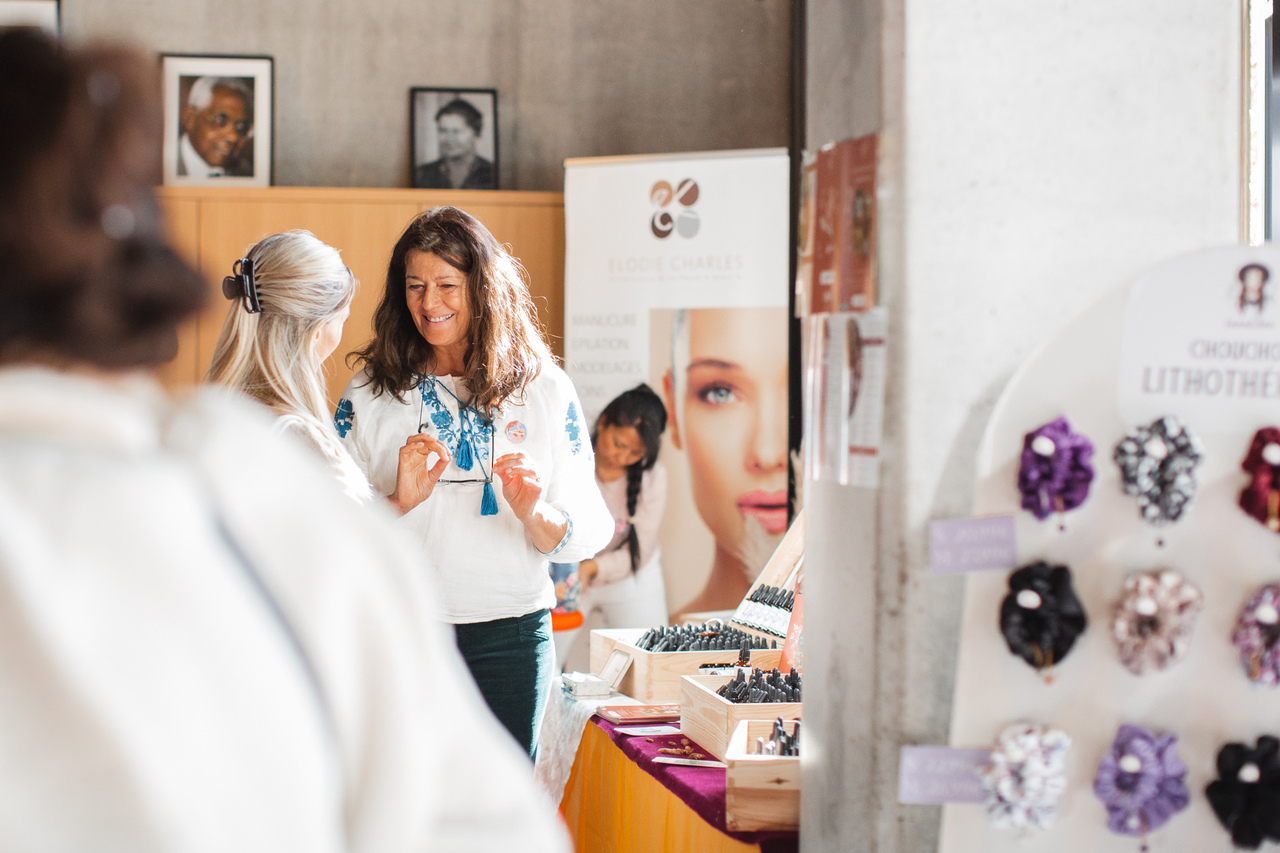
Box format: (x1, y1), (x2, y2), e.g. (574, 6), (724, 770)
(493, 452), (543, 522)
(494, 452), (571, 554)
(390, 433), (451, 515)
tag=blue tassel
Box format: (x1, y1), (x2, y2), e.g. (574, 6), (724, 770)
(481, 480), (499, 516)
(455, 435), (474, 471)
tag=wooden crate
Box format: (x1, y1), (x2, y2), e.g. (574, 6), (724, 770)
(589, 628), (782, 704)
(679, 674), (802, 761)
(724, 719), (801, 832)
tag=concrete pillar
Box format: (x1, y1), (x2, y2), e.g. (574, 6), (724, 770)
(802, 1), (1240, 851)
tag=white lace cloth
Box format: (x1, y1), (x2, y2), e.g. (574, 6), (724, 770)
(534, 685), (646, 802)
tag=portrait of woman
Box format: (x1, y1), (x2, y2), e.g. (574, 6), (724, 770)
(661, 305), (790, 619)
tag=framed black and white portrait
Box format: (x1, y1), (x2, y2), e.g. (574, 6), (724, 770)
(161, 54), (273, 187)
(0, 0), (60, 35)
(410, 88), (498, 190)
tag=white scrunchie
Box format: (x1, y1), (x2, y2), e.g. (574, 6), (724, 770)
(979, 723), (1072, 830)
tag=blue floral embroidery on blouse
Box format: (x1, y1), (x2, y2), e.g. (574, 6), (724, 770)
(466, 410), (495, 463)
(565, 401), (584, 454)
(419, 380), (460, 451)
(419, 378), (494, 461)
(333, 398), (354, 438)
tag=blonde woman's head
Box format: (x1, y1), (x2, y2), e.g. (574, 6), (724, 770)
(206, 230), (356, 424)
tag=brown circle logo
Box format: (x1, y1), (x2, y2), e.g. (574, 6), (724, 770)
(650, 178), (700, 239)
(651, 181), (674, 207)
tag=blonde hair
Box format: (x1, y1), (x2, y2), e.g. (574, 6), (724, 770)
(205, 230), (356, 424)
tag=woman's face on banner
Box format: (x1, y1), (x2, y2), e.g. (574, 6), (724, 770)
(672, 306), (789, 573)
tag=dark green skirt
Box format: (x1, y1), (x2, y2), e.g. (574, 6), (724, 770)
(453, 608), (554, 759)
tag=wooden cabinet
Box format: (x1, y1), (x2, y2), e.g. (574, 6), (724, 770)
(156, 186), (565, 403)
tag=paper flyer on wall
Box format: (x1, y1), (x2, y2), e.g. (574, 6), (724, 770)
(794, 150), (817, 318)
(805, 134), (877, 316)
(803, 308), (887, 487)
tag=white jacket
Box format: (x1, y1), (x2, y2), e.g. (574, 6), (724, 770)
(0, 365), (569, 853)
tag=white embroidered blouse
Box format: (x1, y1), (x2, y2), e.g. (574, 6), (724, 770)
(336, 359), (614, 623)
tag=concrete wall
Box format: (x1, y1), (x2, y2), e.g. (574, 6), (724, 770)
(803, 1), (1241, 851)
(62, 0), (792, 190)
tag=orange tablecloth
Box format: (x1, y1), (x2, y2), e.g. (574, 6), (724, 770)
(559, 721), (764, 853)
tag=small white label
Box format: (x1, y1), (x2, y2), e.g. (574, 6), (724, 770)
(614, 725), (681, 736)
(653, 756), (727, 768)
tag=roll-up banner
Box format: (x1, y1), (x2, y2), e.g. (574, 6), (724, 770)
(564, 148), (791, 619)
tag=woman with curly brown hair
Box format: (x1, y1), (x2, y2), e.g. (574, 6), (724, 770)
(338, 207), (613, 758)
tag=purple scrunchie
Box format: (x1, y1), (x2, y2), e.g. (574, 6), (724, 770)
(1232, 583), (1280, 686)
(1093, 724), (1189, 837)
(1018, 416), (1095, 520)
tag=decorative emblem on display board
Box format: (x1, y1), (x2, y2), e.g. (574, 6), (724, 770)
(999, 562), (1088, 682)
(1118, 254), (1280, 432)
(1239, 427), (1280, 532)
(1017, 416), (1095, 529)
(1110, 569), (1203, 676)
(1205, 735), (1280, 850)
(649, 179), (700, 239)
(978, 723), (1071, 830)
(1092, 724), (1190, 850)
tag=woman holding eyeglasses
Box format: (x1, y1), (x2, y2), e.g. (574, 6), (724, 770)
(337, 206), (613, 758)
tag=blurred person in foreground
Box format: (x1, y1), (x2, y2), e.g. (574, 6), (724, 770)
(0, 29), (569, 853)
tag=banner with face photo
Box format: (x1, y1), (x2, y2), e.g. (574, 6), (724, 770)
(564, 149), (791, 620)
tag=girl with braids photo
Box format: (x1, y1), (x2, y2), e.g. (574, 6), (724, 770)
(555, 384), (670, 666)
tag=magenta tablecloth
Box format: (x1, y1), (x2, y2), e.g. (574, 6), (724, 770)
(592, 716), (799, 853)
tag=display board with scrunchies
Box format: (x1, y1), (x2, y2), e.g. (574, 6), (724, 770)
(941, 246), (1280, 853)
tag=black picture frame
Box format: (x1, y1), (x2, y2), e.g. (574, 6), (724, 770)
(410, 87), (499, 190)
(0, 0), (60, 35)
(161, 53), (274, 187)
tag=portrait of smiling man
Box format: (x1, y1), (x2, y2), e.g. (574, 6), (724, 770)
(178, 75), (254, 178)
